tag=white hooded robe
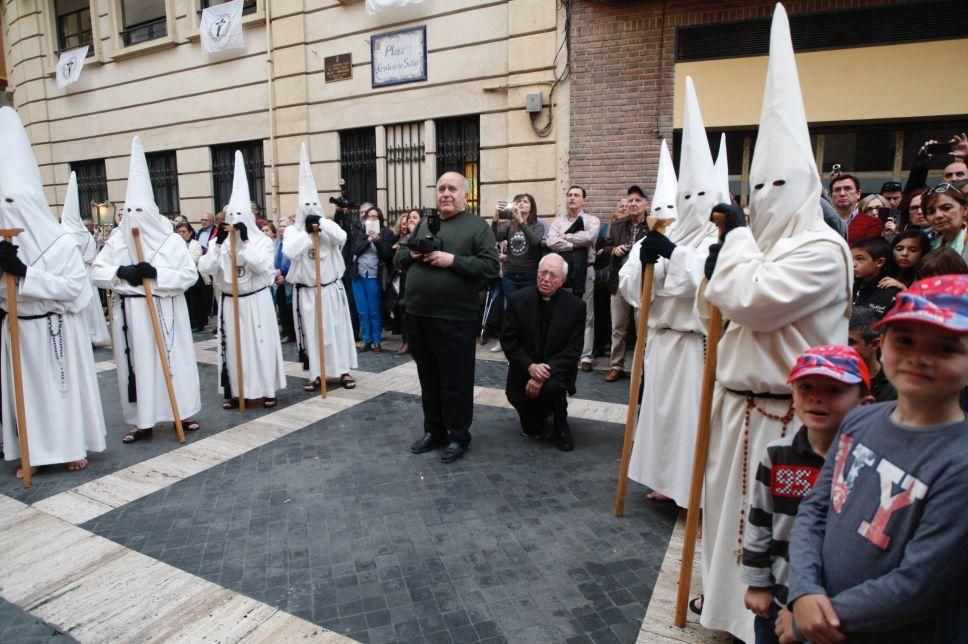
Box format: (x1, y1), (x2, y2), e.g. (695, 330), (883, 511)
(61, 172), (110, 347)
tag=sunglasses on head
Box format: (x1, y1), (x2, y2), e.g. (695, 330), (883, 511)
(931, 183), (963, 194)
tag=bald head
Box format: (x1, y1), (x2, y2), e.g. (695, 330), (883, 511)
(944, 161), (967, 183)
(436, 172), (467, 218)
(537, 253), (568, 298)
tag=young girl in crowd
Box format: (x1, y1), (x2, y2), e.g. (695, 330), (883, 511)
(878, 229), (931, 290)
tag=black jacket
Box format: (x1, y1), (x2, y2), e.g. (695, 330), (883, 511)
(602, 216), (649, 295)
(348, 223), (396, 283)
(853, 273), (900, 318)
(501, 286), (586, 396)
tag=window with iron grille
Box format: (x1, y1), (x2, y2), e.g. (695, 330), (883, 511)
(436, 116), (480, 215)
(384, 123), (424, 224)
(146, 150), (179, 216)
(54, 0), (94, 54)
(339, 128), (377, 211)
(69, 159), (108, 216)
(201, 0), (256, 16)
(210, 141), (264, 215)
(121, 0), (167, 46)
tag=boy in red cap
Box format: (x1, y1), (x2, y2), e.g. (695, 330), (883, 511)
(741, 345), (873, 643)
(782, 274), (968, 643)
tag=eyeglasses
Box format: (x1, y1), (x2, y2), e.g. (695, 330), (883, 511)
(931, 183), (963, 194)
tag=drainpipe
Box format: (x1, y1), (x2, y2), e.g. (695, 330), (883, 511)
(265, 1), (279, 220)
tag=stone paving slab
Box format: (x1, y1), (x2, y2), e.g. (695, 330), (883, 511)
(83, 392), (678, 644)
(0, 597), (76, 644)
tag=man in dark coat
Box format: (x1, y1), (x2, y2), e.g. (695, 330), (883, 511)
(501, 253), (586, 451)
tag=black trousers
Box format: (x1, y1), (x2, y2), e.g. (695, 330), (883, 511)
(406, 314), (477, 445)
(275, 286), (295, 339)
(506, 377), (569, 437)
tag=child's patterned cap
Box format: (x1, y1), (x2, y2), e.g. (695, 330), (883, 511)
(873, 274), (968, 333)
(787, 345), (871, 391)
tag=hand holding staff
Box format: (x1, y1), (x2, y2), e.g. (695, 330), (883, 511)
(226, 224), (245, 411)
(2, 228), (31, 487)
(131, 227), (186, 444)
(312, 223), (327, 399)
(614, 218), (673, 517)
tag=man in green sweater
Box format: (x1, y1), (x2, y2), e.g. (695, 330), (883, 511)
(394, 172), (499, 463)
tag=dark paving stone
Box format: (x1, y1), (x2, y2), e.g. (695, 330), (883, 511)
(0, 361), (317, 504)
(281, 332), (412, 374)
(84, 390), (675, 642)
(0, 596), (76, 643)
(473, 356), (633, 405)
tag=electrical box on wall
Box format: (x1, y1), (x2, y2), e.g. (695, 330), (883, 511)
(525, 92), (542, 113)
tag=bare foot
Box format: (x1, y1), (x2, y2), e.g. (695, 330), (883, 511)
(16, 466), (38, 479)
(646, 491), (673, 502)
(67, 459), (88, 472)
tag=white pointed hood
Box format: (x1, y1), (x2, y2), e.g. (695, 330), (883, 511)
(0, 106), (66, 264)
(60, 171), (96, 262)
(714, 133), (730, 202)
(224, 150), (265, 242)
(747, 4), (825, 251)
(669, 77), (719, 247)
(648, 139), (678, 225)
(118, 136), (176, 262)
(296, 142), (325, 228)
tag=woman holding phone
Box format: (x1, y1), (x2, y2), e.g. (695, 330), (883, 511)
(494, 194), (544, 299)
(350, 206), (395, 352)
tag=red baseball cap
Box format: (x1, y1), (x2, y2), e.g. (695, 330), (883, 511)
(788, 345), (871, 392)
(873, 274), (968, 333)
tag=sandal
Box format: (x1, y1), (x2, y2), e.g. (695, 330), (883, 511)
(222, 399), (239, 410)
(340, 374), (356, 389)
(263, 398), (278, 408)
(122, 427), (152, 443)
(182, 419), (201, 432)
(689, 595), (703, 616)
(303, 378), (321, 392)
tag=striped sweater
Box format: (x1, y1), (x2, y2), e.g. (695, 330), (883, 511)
(740, 426), (825, 607)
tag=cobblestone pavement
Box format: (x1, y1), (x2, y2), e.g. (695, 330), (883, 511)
(0, 329), (678, 643)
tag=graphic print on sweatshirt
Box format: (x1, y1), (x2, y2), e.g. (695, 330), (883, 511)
(829, 433), (928, 550)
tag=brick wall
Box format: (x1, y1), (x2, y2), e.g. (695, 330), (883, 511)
(567, 0), (912, 221)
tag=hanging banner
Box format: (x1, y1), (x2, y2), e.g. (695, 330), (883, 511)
(55, 45), (90, 89)
(366, 0), (424, 15)
(200, 0), (245, 53)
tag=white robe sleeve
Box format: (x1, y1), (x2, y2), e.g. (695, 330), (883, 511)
(705, 227), (848, 333)
(152, 240), (200, 296)
(196, 243), (221, 278)
(236, 238), (275, 277)
(618, 238), (669, 309)
(319, 218), (346, 248)
(282, 227), (310, 259)
(656, 243), (708, 299)
(92, 237), (144, 296)
(19, 244), (86, 303)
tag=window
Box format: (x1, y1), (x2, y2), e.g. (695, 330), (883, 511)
(121, 0), (167, 46)
(339, 128), (377, 211)
(69, 159), (108, 215)
(210, 141), (264, 215)
(146, 150), (179, 216)
(201, 0), (256, 16)
(54, 0), (93, 54)
(436, 116), (480, 215)
(384, 123), (423, 223)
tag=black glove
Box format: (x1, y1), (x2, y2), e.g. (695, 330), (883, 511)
(640, 231), (676, 265)
(215, 225), (230, 245)
(305, 214), (322, 234)
(564, 216), (584, 235)
(0, 254), (27, 277)
(233, 222), (248, 242)
(0, 240), (18, 258)
(117, 264), (142, 286)
(711, 202), (746, 237)
(704, 243), (723, 281)
(136, 262), (157, 280)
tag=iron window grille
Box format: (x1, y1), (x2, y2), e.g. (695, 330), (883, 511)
(210, 141), (265, 215)
(120, 0), (167, 46)
(146, 150), (179, 216)
(69, 159), (108, 216)
(339, 128), (377, 212)
(54, 0), (94, 54)
(436, 115), (480, 216)
(384, 123), (424, 224)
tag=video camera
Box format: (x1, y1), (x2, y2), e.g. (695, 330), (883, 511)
(329, 195), (353, 210)
(409, 211), (443, 255)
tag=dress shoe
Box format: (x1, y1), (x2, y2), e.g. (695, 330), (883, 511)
(439, 442), (467, 463)
(410, 433), (445, 454)
(556, 427), (575, 452)
(359, 342), (373, 353)
(604, 368), (624, 382)
(373, 344), (384, 354)
(580, 361), (593, 373)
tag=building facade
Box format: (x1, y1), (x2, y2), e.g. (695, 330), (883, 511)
(2, 0), (569, 224)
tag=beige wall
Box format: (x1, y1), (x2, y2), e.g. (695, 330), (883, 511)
(3, 0), (569, 223)
(673, 38), (968, 129)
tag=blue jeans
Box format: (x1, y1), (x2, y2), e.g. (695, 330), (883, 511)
(502, 273), (536, 305)
(753, 603), (780, 644)
(352, 276), (382, 345)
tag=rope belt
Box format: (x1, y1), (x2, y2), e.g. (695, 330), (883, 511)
(119, 294), (146, 403)
(725, 387), (793, 400)
(3, 309), (68, 393)
(218, 285), (270, 399)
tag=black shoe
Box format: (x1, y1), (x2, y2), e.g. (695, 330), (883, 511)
(440, 442), (467, 463)
(556, 428), (574, 452)
(411, 433), (446, 454)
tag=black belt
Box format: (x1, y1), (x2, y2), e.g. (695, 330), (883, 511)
(725, 387), (792, 401)
(221, 285), (270, 299)
(653, 326), (703, 336)
(4, 310), (57, 320)
(295, 279), (339, 289)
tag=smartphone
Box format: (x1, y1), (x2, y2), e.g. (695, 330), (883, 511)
(876, 207), (893, 223)
(925, 142), (952, 155)
(365, 220), (380, 235)
(832, 163), (842, 172)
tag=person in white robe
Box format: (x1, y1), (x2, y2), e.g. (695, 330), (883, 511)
(92, 137), (202, 443)
(0, 106), (106, 475)
(61, 172), (111, 347)
(697, 6), (852, 641)
(198, 151), (285, 408)
(618, 82), (724, 508)
(283, 143), (358, 391)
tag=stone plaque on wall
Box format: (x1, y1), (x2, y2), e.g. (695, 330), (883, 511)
(371, 26), (427, 88)
(325, 53), (353, 82)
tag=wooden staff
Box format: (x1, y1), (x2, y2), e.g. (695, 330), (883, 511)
(3, 229), (31, 487)
(312, 224), (327, 399)
(131, 228), (185, 444)
(227, 225), (245, 411)
(674, 215), (727, 627)
(614, 219), (672, 517)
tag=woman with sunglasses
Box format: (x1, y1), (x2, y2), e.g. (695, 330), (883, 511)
(923, 184), (968, 265)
